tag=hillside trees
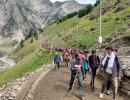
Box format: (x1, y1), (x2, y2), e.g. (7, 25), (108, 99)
(78, 4), (93, 18)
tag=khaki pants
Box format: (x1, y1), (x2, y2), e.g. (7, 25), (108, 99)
(101, 72), (118, 99)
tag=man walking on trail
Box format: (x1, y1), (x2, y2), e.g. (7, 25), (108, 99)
(106, 48), (122, 95)
(89, 49), (100, 92)
(99, 46), (122, 100)
(68, 53), (85, 100)
(54, 52), (61, 69)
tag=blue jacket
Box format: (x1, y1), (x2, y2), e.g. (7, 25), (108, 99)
(54, 55), (61, 63)
(82, 59), (89, 70)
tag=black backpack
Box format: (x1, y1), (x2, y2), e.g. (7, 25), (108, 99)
(92, 55), (99, 69)
(103, 55), (120, 70)
(115, 55), (121, 72)
(103, 57), (110, 69)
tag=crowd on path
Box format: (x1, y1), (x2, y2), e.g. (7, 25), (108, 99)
(53, 46), (123, 100)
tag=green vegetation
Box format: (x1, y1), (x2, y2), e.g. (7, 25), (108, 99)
(78, 4), (93, 18)
(19, 40), (24, 48)
(0, 50), (53, 86)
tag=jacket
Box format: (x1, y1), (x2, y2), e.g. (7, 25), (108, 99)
(54, 55), (61, 63)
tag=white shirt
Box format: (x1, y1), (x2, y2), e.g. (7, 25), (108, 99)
(102, 52), (115, 74)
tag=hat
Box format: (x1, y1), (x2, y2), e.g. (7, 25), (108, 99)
(55, 52), (58, 55)
(106, 45), (114, 50)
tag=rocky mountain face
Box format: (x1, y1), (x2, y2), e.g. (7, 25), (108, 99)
(0, 0), (85, 51)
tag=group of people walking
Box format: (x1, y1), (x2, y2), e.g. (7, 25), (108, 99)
(53, 46), (122, 100)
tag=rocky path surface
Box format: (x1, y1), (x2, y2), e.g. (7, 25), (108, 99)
(25, 66), (129, 100)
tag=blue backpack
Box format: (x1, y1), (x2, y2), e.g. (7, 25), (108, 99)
(83, 58), (89, 70)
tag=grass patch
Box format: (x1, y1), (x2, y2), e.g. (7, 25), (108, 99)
(0, 49), (53, 87)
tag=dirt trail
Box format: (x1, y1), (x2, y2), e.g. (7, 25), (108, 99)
(30, 66), (128, 100)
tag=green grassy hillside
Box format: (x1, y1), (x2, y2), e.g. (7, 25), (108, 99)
(1, 0), (130, 86)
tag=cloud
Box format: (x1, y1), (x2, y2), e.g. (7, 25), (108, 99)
(50, 0), (96, 4)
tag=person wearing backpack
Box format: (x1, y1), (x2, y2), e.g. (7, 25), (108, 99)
(106, 48), (122, 95)
(89, 49), (100, 92)
(82, 50), (90, 80)
(68, 53), (85, 100)
(54, 52), (61, 69)
(99, 46), (122, 100)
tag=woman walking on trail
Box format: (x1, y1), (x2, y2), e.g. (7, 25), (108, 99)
(68, 53), (85, 100)
(89, 49), (100, 92)
(82, 50), (90, 80)
(99, 46), (122, 100)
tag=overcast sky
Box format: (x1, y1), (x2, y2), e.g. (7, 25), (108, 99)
(50, 0), (96, 4)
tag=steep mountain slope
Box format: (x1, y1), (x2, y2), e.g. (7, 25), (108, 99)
(10, 0), (130, 60)
(31, 0), (85, 24)
(0, 0), (84, 38)
(0, 0), (85, 53)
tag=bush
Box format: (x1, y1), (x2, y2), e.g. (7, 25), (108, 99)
(90, 27), (96, 31)
(20, 40), (24, 48)
(56, 12), (77, 24)
(115, 17), (120, 21)
(38, 29), (44, 33)
(94, 0), (100, 7)
(30, 38), (33, 43)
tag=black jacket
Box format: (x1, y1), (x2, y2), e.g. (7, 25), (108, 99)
(89, 55), (100, 69)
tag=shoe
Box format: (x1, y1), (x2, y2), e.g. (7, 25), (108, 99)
(90, 82), (92, 87)
(91, 87), (94, 92)
(91, 89), (94, 92)
(106, 90), (111, 95)
(80, 96), (85, 100)
(99, 93), (104, 99)
(68, 89), (71, 94)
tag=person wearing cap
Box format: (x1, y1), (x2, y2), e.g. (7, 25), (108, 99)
(54, 52), (61, 69)
(89, 49), (100, 92)
(99, 46), (119, 100)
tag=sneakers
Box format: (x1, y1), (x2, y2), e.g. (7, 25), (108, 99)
(80, 96), (85, 100)
(90, 82), (92, 87)
(68, 89), (71, 94)
(99, 93), (104, 99)
(91, 86), (95, 92)
(106, 90), (111, 95)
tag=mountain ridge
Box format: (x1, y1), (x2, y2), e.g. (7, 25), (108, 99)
(0, 0), (85, 40)
(0, 0), (85, 53)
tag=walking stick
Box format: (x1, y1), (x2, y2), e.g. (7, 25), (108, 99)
(69, 71), (78, 95)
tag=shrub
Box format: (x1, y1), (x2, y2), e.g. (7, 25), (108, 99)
(20, 40), (24, 48)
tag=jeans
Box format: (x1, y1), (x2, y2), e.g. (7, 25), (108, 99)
(107, 80), (112, 90)
(69, 70), (84, 96)
(84, 69), (88, 75)
(90, 68), (97, 89)
(55, 62), (60, 69)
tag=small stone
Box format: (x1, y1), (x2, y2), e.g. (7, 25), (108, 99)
(8, 96), (13, 100)
(0, 92), (3, 97)
(10, 92), (16, 97)
(4, 93), (9, 96)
